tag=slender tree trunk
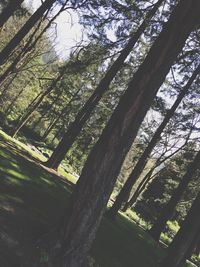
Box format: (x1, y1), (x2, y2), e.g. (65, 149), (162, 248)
(50, 2), (200, 266)
(0, 73), (18, 100)
(0, 1), (66, 85)
(0, 0), (24, 28)
(161, 191), (200, 267)
(4, 87), (25, 116)
(108, 63), (200, 218)
(123, 134), (192, 212)
(9, 67), (67, 137)
(41, 90), (80, 140)
(0, 0), (56, 66)
(122, 168), (154, 212)
(44, 0), (165, 170)
(149, 150), (200, 241)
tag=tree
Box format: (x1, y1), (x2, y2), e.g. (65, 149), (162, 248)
(149, 149), (200, 241)
(47, 1), (200, 266)
(0, 0), (24, 28)
(44, 0), (165, 169)
(123, 133), (193, 212)
(108, 63), (200, 217)
(0, 0), (56, 66)
(161, 191), (200, 267)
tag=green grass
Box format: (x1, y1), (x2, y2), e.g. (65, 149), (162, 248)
(0, 130), (78, 184)
(0, 130), (191, 267)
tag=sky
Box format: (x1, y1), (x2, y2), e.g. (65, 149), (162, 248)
(24, 0), (84, 59)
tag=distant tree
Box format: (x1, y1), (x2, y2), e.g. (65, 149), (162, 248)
(124, 131), (194, 212)
(149, 149), (200, 241)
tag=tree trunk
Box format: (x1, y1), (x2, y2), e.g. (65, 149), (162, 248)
(122, 168), (154, 212)
(0, 0), (56, 66)
(149, 150), (200, 241)
(51, 1), (200, 266)
(41, 87), (82, 140)
(4, 87), (25, 116)
(161, 191), (200, 267)
(123, 133), (193, 212)
(9, 67), (67, 137)
(44, 0), (165, 170)
(0, 0), (24, 28)
(108, 63), (200, 218)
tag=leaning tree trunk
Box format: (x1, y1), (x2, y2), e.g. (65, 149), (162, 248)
(0, 0), (24, 28)
(161, 191), (200, 267)
(0, 0), (56, 66)
(108, 63), (200, 218)
(9, 66), (67, 137)
(122, 129), (193, 212)
(49, 2), (200, 266)
(149, 150), (200, 241)
(44, 0), (165, 170)
(0, 1), (67, 86)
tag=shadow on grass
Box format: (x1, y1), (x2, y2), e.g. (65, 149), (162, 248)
(0, 146), (72, 266)
(0, 138), (166, 267)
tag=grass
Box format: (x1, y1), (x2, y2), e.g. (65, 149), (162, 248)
(0, 130), (78, 185)
(0, 130), (193, 267)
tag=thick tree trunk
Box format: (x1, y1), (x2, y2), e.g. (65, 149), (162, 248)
(149, 150), (200, 241)
(0, 0), (24, 28)
(161, 191), (200, 267)
(108, 63), (200, 218)
(51, 1), (200, 266)
(44, 0), (165, 170)
(0, 0), (56, 66)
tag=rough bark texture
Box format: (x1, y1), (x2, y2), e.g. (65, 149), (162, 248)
(149, 150), (200, 241)
(161, 192), (200, 267)
(0, 0), (24, 28)
(0, 0), (56, 65)
(44, 0), (165, 170)
(108, 63), (200, 217)
(51, 1), (200, 266)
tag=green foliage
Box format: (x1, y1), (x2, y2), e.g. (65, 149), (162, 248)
(135, 146), (199, 224)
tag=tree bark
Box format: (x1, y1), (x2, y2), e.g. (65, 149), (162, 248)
(51, 1), (200, 266)
(44, 0), (165, 170)
(0, 0), (56, 66)
(108, 63), (200, 218)
(149, 150), (200, 241)
(161, 191), (200, 267)
(0, 0), (24, 28)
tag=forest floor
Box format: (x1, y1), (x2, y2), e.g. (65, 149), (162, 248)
(0, 130), (195, 267)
